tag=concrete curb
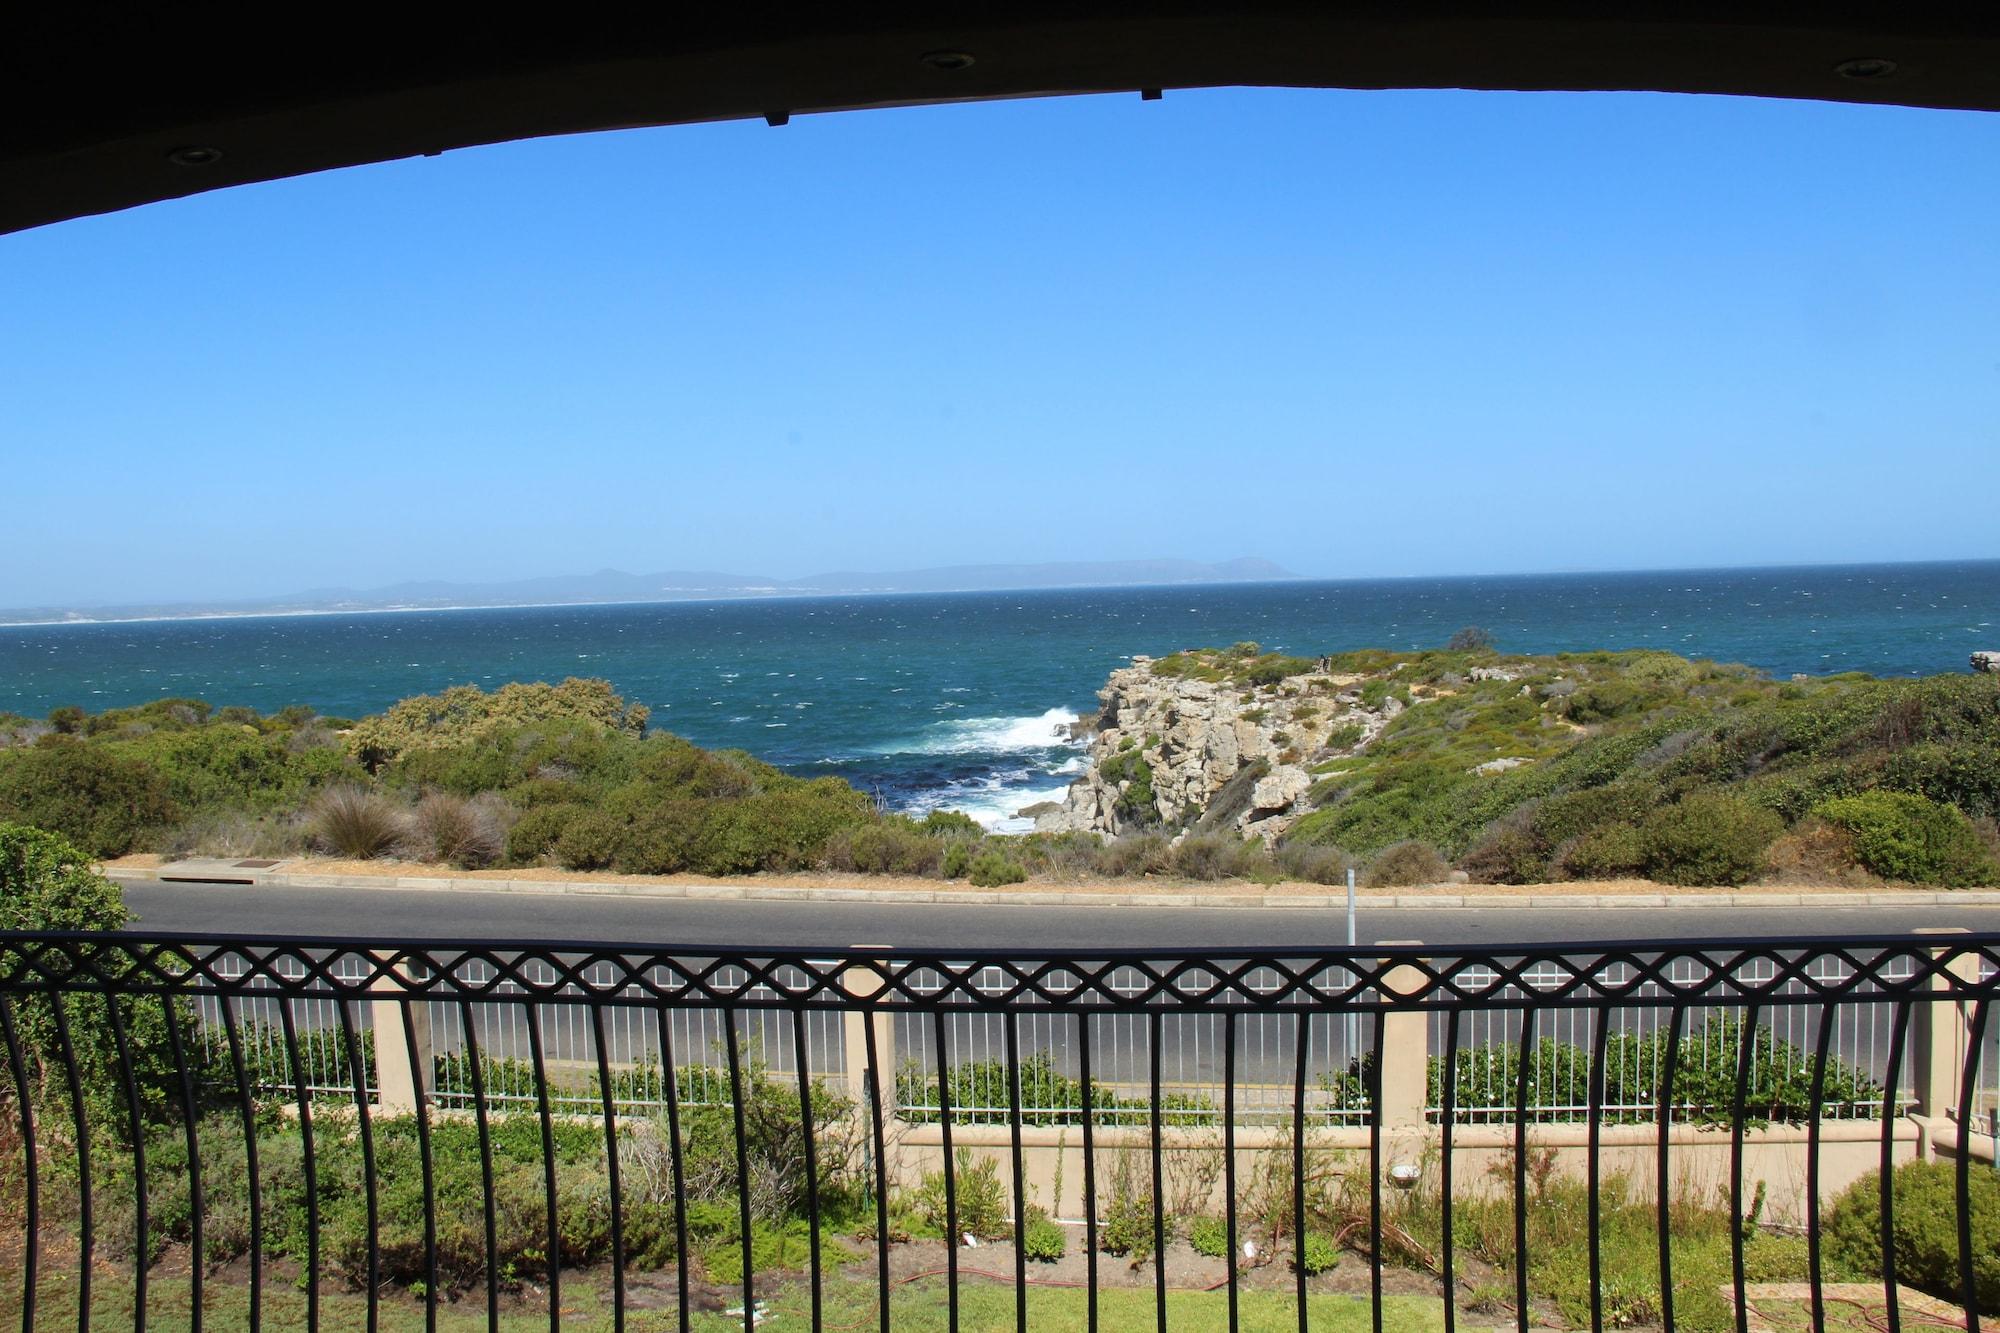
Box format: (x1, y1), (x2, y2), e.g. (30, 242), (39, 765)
(106, 865), (2000, 913)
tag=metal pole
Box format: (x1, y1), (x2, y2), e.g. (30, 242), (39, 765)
(1346, 867), (1360, 1070)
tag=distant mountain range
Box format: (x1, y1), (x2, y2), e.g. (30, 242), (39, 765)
(1, 558), (1298, 625)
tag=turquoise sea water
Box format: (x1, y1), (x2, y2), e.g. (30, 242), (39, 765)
(2, 562), (1995, 828)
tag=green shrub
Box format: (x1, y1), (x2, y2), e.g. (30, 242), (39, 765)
(912, 1149), (1010, 1241)
(0, 822), (130, 931)
(1556, 822), (1646, 879)
(1273, 840), (1358, 885)
(1638, 792), (1782, 886)
(968, 850), (1028, 886)
(1814, 790), (1998, 887)
(1361, 840), (1451, 888)
(504, 803), (575, 863)
(1021, 1205), (1066, 1262)
(941, 841), (975, 878)
(1187, 1215), (1231, 1258)
(921, 809), (983, 837)
(554, 809), (624, 870)
(307, 784), (406, 859)
(1169, 832), (1259, 881)
(824, 818), (944, 875)
(0, 740), (178, 857)
(1292, 1233), (1341, 1274)
(1825, 1161), (2000, 1312)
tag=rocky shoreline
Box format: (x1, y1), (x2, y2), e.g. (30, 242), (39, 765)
(1036, 649), (1439, 842)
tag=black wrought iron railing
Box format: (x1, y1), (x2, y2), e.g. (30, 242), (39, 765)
(0, 930), (1995, 1332)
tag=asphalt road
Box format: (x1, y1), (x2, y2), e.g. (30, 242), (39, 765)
(118, 879), (2000, 950)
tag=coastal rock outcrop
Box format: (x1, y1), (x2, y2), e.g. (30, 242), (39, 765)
(1035, 649), (1420, 843)
(1974, 651), (2000, 675)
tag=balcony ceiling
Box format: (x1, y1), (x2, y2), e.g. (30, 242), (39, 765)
(7, 4), (1998, 236)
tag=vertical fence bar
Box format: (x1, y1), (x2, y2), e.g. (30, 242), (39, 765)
(218, 998), (261, 1332)
(933, 1006), (960, 1333)
(1806, 995), (1835, 1333)
(1149, 1008), (1167, 1333)
(1656, 1004), (1685, 1333)
(725, 1014), (755, 1333)
(854, 1003), (886, 1333)
(1586, 1008), (1608, 1333)
(1512, 1006), (1536, 1333)
(164, 995), (205, 1332)
(1005, 1012), (1027, 1333)
(1224, 1010), (1240, 1333)
(525, 1002), (560, 1333)
(399, 996), (439, 1333)
(1080, 1011), (1098, 1333)
(592, 1001), (627, 1333)
(1293, 1010), (1310, 1333)
(1729, 1003), (1760, 1333)
(792, 1005), (824, 1333)
(276, 996), (318, 1333)
(334, 995), (380, 1333)
(655, 1001), (691, 1333)
(103, 996), (147, 1332)
(1955, 998), (1991, 1333)
(50, 993), (93, 1333)
(1369, 1010), (1387, 1333)
(1441, 1010), (1460, 1333)
(456, 1000), (499, 1331)
(1879, 1000), (1912, 1333)
(1, 998), (40, 1333)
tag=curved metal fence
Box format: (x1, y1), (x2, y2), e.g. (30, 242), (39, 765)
(0, 929), (1995, 1332)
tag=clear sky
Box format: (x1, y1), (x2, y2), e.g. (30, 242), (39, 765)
(3, 86), (1997, 606)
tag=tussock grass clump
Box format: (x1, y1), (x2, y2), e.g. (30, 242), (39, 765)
(406, 791), (509, 868)
(307, 785), (406, 859)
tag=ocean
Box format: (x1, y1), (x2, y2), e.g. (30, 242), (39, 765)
(2, 561), (1995, 830)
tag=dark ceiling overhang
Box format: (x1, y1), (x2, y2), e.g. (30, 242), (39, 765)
(8, 4), (1998, 237)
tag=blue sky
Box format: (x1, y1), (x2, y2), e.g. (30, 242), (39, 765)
(2, 87), (1997, 606)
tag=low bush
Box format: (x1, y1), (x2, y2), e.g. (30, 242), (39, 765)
(1361, 840), (1451, 888)
(554, 809), (623, 870)
(1169, 832), (1259, 881)
(1292, 1233), (1341, 1274)
(307, 785), (406, 859)
(968, 850), (1028, 886)
(912, 1149), (1010, 1241)
(1274, 839), (1359, 885)
(1554, 822), (1646, 880)
(1814, 790), (1998, 886)
(0, 739), (178, 857)
(1638, 792), (1782, 886)
(1187, 1214), (1231, 1258)
(504, 803), (574, 863)
(1824, 1161), (1999, 1312)
(823, 818), (944, 875)
(1021, 1205), (1066, 1262)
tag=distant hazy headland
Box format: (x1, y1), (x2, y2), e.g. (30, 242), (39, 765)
(0, 557), (1295, 626)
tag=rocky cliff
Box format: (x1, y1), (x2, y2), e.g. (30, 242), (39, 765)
(1037, 648), (1432, 842)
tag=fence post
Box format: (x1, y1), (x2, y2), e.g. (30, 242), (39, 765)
(1376, 944), (1431, 1172)
(372, 954), (432, 1115)
(842, 963), (895, 1117)
(1910, 930), (1980, 1155)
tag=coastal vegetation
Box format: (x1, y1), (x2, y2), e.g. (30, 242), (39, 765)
(0, 641), (1995, 888)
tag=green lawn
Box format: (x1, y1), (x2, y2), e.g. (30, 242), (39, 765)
(0, 1269), (1476, 1332)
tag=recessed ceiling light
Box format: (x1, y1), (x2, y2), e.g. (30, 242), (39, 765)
(921, 50), (976, 72)
(166, 145), (225, 167)
(1833, 57), (1898, 80)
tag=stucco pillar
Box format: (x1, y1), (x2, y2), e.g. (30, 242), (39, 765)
(371, 953), (433, 1115)
(1909, 930), (1981, 1150)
